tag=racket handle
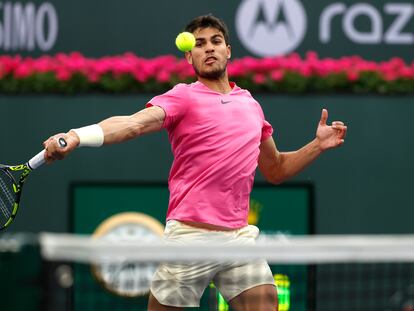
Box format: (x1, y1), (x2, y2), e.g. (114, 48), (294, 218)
(28, 150), (46, 170)
(28, 138), (68, 170)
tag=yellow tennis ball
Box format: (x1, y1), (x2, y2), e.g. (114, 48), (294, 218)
(175, 32), (196, 52)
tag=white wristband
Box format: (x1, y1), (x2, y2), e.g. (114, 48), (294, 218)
(71, 124), (104, 147)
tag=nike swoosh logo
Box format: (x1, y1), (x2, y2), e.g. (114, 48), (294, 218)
(221, 100), (231, 104)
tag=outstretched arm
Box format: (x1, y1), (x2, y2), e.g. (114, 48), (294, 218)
(98, 106), (165, 144)
(258, 109), (347, 184)
(43, 106), (165, 163)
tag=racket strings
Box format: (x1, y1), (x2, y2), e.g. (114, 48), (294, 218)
(0, 171), (16, 224)
(0, 198), (10, 220)
(0, 175), (15, 204)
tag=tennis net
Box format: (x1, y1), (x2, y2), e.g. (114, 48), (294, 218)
(2, 233), (414, 311)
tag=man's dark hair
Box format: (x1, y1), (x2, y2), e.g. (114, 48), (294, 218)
(185, 14), (230, 45)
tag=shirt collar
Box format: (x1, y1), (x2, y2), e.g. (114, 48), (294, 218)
(195, 80), (240, 94)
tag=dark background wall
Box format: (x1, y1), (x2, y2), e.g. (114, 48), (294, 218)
(1, 94), (412, 234)
(1, 0), (413, 232)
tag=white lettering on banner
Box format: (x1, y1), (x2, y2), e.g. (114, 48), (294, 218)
(35, 3), (58, 51)
(384, 4), (414, 44)
(235, 1), (413, 56)
(235, 0), (307, 57)
(0, 1), (58, 51)
(344, 4), (382, 44)
(12, 3), (35, 50)
(319, 3), (346, 43)
(320, 3), (413, 45)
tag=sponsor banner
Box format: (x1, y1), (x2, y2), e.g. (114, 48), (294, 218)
(0, 2), (58, 52)
(0, 0), (412, 61)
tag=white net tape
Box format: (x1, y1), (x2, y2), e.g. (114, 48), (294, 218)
(39, 233), (414, 264)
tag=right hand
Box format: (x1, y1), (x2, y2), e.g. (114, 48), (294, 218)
(43, 130), (80, 163)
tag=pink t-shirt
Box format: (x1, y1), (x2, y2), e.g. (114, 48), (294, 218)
(147, 81), (273, 228)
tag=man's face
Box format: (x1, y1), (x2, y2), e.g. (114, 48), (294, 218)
(186, 27), (231, 80)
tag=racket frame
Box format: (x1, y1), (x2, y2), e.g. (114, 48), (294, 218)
(0, 137), (66, 229)
(0, 163), (32, 229)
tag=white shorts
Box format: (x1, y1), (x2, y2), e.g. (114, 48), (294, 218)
(150, 220), (275, 307)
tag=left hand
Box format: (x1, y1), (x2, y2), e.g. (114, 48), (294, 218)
(316, 109), (347, 151)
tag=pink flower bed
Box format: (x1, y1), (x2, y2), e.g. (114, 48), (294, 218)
(0, 51), (413, 94)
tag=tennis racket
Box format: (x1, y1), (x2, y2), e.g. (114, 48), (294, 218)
(0, 138), (67, 230)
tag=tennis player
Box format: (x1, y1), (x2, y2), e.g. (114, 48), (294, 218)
(44, 14), (347, 311)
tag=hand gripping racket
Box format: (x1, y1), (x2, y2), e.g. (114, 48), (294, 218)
(0, 138), (67, 230)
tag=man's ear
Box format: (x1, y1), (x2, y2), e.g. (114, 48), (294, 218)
(227, 45), (231, 59)
(185, 51), (193, 64)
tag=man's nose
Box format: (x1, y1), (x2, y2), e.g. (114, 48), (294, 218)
(204, 41), (215, 53)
